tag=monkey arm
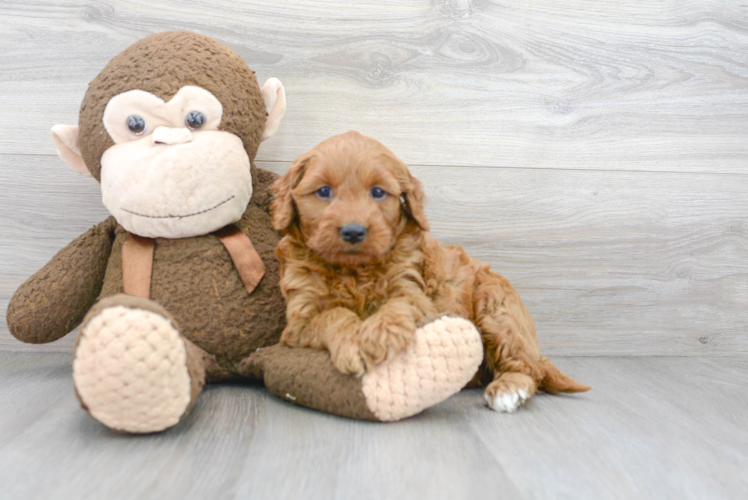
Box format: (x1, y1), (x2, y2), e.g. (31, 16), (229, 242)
(6, 217), (117, 344)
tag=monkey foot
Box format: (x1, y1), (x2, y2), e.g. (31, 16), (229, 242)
(73, 295), (203, 433)
(361, 315), (483, 421)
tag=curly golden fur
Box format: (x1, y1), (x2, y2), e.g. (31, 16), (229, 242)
(271, 131), (589, 409)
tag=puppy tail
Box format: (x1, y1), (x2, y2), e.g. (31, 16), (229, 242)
(538, 356), (591, 394)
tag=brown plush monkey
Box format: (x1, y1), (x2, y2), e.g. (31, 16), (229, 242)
(6, 32), (483, 432)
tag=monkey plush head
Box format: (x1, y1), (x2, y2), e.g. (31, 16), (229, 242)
(50, 31), (286, 238)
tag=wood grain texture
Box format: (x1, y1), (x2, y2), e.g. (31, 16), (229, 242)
(0, 352), (746, 500)
(1, 1), (748, 172)
(2, 157), (746, 355)
(1, 1), (747, 355)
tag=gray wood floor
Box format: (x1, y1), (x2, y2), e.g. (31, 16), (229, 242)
(1, 351), (746, 500)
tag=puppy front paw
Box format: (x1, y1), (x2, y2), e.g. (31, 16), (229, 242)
(329, 336), (366, 377)
(359, 312), (416, 370)
(279, 324), (303, 347)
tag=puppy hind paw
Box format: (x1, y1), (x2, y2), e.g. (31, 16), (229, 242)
(483, 374), (536, 413)
(483, 388), (531, 413)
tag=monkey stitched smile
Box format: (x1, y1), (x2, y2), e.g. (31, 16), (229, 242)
(122, 195), (235, 219)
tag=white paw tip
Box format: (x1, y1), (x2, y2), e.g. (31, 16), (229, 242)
(485, 389), (529, 413)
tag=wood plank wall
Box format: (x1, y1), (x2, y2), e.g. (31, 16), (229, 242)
(1, 0), (746, 355)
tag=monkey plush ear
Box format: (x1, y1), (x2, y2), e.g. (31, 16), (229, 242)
(261, 78), (286, 142)
(51, 125), (91, 177)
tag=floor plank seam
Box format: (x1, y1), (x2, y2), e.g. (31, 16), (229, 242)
(4, 153), (748, 178)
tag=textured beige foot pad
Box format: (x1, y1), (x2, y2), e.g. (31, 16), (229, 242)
(361, 316), (483, 421)
(73, 306), (192, 433)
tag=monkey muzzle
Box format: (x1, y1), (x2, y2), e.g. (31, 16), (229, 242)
(100, 130), (253, 239)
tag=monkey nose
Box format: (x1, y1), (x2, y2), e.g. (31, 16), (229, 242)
(339, 224), (367, 244)
(153, 126), (193, 145)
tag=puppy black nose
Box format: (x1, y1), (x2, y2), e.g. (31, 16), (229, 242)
(339, 224), (367, 244)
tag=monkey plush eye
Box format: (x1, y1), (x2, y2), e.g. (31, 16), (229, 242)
(127, 115), (146, 135)
(316, 186), (333, 200)
(370, 187), (387, 200)
(185, 111), (205, 130)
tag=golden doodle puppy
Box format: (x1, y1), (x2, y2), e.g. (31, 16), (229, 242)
(271, 131), (589, 412)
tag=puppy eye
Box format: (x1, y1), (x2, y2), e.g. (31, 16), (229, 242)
(185, 111), (205, 130)
(370, 187), (387, 200)
(316, 186), (333, 200)
(127, 115), (147, 135)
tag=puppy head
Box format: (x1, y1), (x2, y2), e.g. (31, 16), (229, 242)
(271, 131), (428, 266)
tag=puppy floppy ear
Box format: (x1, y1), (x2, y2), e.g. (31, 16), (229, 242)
(400, 169), (430, 232)
(271, 153), (312, 232)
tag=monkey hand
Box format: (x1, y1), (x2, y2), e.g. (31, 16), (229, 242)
(6, 218), (116, 344)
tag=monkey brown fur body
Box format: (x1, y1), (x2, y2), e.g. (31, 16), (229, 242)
(7, 33), (284, 380)
(7, 33), (484, 430)
(271, 131), (589, 412)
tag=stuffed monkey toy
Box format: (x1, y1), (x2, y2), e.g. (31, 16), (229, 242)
(6, 31), (483, 433)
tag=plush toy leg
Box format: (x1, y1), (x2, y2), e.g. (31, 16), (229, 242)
(72, 294), (205, 433)
(244, 316), (483, 421)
